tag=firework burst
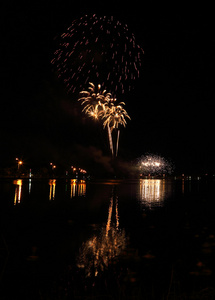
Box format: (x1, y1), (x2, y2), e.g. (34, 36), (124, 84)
(78, 83), (130, 157)
(51, 14), (144, 95)
(102, 102), (130, 131)
(78, 82), (111, 119)
(138, 154), (174, 176)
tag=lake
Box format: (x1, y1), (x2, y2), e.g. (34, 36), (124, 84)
(1, 178), (215, 299)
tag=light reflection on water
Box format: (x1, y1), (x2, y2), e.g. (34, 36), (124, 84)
(13, 179), (176, 209)
(138, 179), (172, 209)
(29, 179), (32, 194)
(5, 178), (215, 297)
(46, 179), (88, 202)
(13, 179), (22, 205)
(77, 188), (127, 277)
(70, 179), (86, 198)
(49, 179), (56, 200)
(13, 179), (87, 203)
(48, 179), (87, 201)
(13, 178), (32, 204)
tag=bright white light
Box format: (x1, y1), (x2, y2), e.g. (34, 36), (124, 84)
(138, 154), (173, 175)
(139, 179), (165, 209)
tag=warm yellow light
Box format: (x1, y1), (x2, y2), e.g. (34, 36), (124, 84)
(13, 179), (22, 204)
(13, 179), (22, 186)
(139, 179), (165, 208)
(76, 194), (126, 277)
(49, 179), (56, 200)
(18, 161), (23, 165)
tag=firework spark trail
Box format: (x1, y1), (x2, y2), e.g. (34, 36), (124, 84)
(107, 124), (114, 157)
(78, 83), (130, 157)
(116, 129), (120, 157)
(51, 14), (144, 96)
(102, 102), (130, 157)
(102, 103), (130, 157)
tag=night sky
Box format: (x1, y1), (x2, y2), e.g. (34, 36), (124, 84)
(2, 3), (215, 175)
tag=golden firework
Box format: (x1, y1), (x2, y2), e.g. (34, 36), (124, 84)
(78, 82), (111, 119)
(78, 82), (130, 157)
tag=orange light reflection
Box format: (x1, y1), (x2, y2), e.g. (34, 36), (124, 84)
(13, 179), (22, 205)
(77, 191), (126, 277)
(70, 180), (86, 198)
(49, 179), (56, 200)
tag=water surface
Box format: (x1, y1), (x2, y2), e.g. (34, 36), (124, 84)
(1, 178), (215, 299)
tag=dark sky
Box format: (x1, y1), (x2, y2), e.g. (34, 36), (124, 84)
(1, 2), (215, 175)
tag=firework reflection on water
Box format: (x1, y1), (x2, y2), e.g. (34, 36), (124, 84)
(77, 189), (127, 277)
(138, 179), (173, 209)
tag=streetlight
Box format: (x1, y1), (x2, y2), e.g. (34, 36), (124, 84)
(16, 158), (23, 170)
(71, 166), (78, 179)
(50, 163), (56, 170)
